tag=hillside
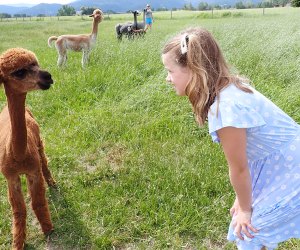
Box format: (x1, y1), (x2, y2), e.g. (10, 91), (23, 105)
(70, 0), (184, 12)
(0, 0), (256, 16)
(0, 5), (28, 15)
(1, 0), (184, 16)
(20, 3), (62, 16)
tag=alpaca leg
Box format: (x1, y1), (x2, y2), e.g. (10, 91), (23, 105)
(56, 44), (67, 67)
(57, 54), (65, 67)
(26, 173), (53, 235)
(7, 176), (27, 250)
(81, 50), (90, 67)
(39, 140), (56, 187)
(57, 53), (67, 67)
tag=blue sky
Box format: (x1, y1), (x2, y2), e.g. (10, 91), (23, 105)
(0, 0), (72, 4)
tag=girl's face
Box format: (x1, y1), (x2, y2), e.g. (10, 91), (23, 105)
(162, 52), (191, 96)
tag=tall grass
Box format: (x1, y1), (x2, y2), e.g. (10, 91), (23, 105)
(0, 7), (299, 249)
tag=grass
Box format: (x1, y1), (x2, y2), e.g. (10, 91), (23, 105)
(0, 7), (300, 249)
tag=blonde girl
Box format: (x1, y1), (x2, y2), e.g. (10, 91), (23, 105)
(162, 27), (300, 250)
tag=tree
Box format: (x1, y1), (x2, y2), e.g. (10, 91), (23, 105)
(235, 1), (246, 9)
(0, 13), (11, 18)
(156, 7), (168, 11)
(57, 5), (76, 16)
(244, 1), (254, 8)
(214, 4), (222, 9)
(257, 1), (273, 8)
(291, 0), (300, 6)
(80, 7), (95, 15)
(183, 3), (196, 10)
(198, 2), (209, 10)
(14, 14), (26, 18)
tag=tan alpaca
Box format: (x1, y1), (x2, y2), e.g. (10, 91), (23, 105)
(0, 48), (56, 250)
(48, 9), (103, 67)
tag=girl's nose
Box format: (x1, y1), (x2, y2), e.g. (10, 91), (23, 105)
(166, 75), (171, 82)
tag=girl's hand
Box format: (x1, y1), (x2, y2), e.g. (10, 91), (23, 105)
(230, 198), (239, 217)
(232, 209), (258, 240)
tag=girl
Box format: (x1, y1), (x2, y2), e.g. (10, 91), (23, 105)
(162, 27), (300, 250)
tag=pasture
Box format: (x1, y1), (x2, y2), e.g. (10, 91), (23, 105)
(0, 7), (300, 249)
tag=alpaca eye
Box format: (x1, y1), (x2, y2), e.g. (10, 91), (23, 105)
(11, 69), (27, 79)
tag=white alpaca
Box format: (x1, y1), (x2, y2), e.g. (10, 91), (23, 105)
(48, 9), (103, 67)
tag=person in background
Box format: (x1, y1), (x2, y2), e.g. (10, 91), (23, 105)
(144, 4), (154, 32)
(161, 26), (300, 250)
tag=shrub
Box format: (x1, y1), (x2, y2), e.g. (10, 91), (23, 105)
(291, 0), (300, 7)
(222, 11), (232, 17)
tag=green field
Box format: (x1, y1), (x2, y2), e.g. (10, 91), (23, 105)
(0, 7), (300, 249)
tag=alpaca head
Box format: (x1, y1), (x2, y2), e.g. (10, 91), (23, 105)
(89, 8), (104, 23)
(132, 10), (141, 16)
(0, 48), (53, 93)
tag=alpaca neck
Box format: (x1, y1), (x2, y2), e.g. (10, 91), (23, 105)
(133, 14), (137, 29)
(5, 85), (27, 161)
(90, 19), (99, 41)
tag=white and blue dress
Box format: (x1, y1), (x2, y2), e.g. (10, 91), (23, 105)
(208, 84), (300, 250)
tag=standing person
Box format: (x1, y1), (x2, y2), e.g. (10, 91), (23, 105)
(161, 27), (300, 250)
(144, 4), (154, 32)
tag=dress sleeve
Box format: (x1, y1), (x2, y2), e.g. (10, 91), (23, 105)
(208, 100), (266, 143)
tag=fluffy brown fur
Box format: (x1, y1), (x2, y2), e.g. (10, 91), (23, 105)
(0, 48), (56, 250)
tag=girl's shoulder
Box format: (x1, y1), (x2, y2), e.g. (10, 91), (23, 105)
(220, 83), (253, 98)
(214, 83), (254, 106)
(210, 83), (265, 113)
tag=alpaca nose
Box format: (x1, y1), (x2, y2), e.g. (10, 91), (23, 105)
(39, 70), (53, 84)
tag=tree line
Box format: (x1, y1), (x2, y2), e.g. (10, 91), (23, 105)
(182, 0), (298, 10)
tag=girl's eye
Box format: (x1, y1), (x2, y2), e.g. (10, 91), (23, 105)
(11, 69), (27, 79)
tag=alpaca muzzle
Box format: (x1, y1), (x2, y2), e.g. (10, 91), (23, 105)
(38, 70), (53, 90)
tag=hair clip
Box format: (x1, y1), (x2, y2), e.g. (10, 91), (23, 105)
(180, 34), (189, 54)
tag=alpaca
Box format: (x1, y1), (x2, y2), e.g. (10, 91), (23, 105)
(115, 9), (146, 40)
(0, 48), (56, 250)
(115, 22), (133, 40)
(131, 10), (146, 38)
(48, 8), (103, 67)
(132, 9), (146, 31)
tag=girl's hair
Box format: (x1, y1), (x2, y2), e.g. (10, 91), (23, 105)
(162, 27), (251, 126)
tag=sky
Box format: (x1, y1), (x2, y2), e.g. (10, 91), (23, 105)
(0, 0), (72, 5)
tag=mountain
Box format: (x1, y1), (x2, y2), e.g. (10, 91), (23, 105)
(188, 0), (261, 6)
(4, 3), (35, 7)
(69, 0), (184, 12)
(1, 0), (184, 16)
(0, 5), (28, 15)
(17, 3), (62, 16)
(0, 0), (260, 16)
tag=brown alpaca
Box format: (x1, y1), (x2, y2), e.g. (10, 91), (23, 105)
(48, 8), (104, 67)
(0, 48), (56, 250)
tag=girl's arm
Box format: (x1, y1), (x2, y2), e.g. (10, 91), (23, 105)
(217, 126), (258, 240)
